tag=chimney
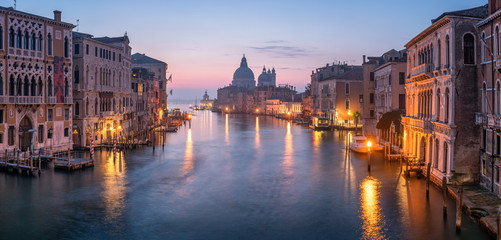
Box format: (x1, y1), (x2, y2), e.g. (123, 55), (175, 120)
(54, 10), (61, 21)
(363, 55), (366, 64)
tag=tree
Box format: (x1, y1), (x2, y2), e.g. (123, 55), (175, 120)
(304, 83), (311, 96)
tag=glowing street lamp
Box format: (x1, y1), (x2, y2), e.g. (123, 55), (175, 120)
(225, 107), (229, 112)
(255, 108), (259, 113)
(367, 140), (372, 172)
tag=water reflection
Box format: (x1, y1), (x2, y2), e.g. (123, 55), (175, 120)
(283, 122), (294, 177)
(101, 151), (127, 231)
(255, 117), (260, 150)
(360, 175), (386, 240)
(225, 114), (229, 146)
(183, 128), (194, 176)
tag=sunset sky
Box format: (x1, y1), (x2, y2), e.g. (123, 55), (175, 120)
(13, 0), (486, 99)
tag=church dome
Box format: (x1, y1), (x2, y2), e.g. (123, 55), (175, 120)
(232, 55), (255, 89)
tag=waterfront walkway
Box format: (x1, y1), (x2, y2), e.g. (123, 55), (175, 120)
(449, 185), (501, 237)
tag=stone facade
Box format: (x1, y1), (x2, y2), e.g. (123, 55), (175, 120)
(72, 32), (132, 148)
(0, 8), (74, 152)
(403, 5), (486, 183)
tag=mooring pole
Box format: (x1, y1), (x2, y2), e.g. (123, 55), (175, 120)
(426, 162), (431, 198)
(456, 187), (463, 232)
(442, 176), (448, 217)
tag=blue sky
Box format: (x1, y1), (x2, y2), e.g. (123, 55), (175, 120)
(8, 0), (488, 99)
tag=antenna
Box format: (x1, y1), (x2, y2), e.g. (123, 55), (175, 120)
(14, 0), (16, 10)
(76, 19), (79, 32)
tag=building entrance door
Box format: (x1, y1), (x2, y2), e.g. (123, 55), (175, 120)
(19, 116), (33, 152)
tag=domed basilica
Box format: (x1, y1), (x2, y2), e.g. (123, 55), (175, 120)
(232, 55), (256, 89)
(257, 66), (276, 87)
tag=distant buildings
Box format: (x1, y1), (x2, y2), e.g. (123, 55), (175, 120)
(257, 66), (276, 87)
(0, 8), (74, 152)
(200, 90), (214, 109)
(231, 55), (255, 89)
(310, 62), (363, 126)
(131, 53), (168, 108)
(72, 31), (132, 148)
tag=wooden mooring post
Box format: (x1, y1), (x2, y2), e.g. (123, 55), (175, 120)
(456, 187), (463, 232)
(426, 162), (431, 198)
(442, 177), (448, 217)
(497, 211), (501, 240)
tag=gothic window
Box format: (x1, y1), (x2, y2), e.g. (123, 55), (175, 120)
(481, 32), (486, 63)
(38, 33), (42, 51)
(0, 26), (3, 49)
(95, 98), (98, 115)
(464, 33), (475, 64)
(38, 77), (43, 96)
(48, 77), (53, 96)
(446, 35), (451, 66)
(64, 37), (69, 58)
(64, 78), (69, 97)
(16, 28), (21, 48)
(23, 76), (29, 96)
(443, 142), (448, 173)
(30, 77), (36, 96)
(9, 75), (14, 96)
(436, 89), (441, 121)
(497, 26), (500, 56)
(23, 30), (29, 49)
(445, 88), (450, 123)
(0, 76), (3, 96)
(434, 139), (439, 168)
(8, 27), (14, 47)
(47, 33), (52, 56)
(437, 39), (441, 68)
(31, 32), (36, 50)
(17, 76), (22, 96)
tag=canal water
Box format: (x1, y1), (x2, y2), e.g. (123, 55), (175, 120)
(0, 110), (492, 240)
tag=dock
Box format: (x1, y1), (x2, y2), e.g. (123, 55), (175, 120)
(54, 158), (94, 171)
(0, 150), (41, 176)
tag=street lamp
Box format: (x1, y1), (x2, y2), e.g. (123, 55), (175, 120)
(367, 140), (372, 172)
(348, 110), (352, 127)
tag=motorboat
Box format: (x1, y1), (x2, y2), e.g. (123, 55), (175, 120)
(350, 136), (369, 153)
(309, 116), (330, 131)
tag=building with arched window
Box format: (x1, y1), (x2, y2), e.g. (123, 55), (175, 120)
(71, 31), (132, 148)
(403, 4), (486, 186)
(476, 0), (501, 196)
(0, 7), (74, 152)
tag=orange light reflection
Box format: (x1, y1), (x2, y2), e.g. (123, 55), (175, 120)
(360, 176), (386, 240)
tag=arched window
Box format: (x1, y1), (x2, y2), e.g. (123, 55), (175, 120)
(64, 78), (69, 97)
(38, 33), (43, 51)
(498, 81), (501, 115)
(443, 142), (448, 173)
(47, 33), (52, 56)
(31, 32), (36, 50)
(481, 32), (486, 62)
(464, 33), (475, 64)
(483, 82), (488, 113)
(75, 102), (80, 116)
(64, 37), (69, 58)
(48, 77), (53, 96)
(38, 77), (43, 96)
(17, 77), (21, 95)
(9, 75), (14, 96)
(437, 39), (442, 68)
(445, 88), (450, 123)
(30, 77), (36, 96)
(0, 75), (3, 96)
(23, 76), (29, 96)
(23, 30), (29, 49)
(434, 139), (439, 169)
(86, 99), (89, 115)
(446, 35), (451, 66)
(436, 89), (441, 121)
(8, 27), (14, 48)
(0, 26), (3, 49)
(94, 98), (98, 115)
(16, 28), (22, 48)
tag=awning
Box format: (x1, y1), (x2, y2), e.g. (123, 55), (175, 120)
(376, 110), (404, 133)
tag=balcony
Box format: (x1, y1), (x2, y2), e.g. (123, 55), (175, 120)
(47, 96), (57, 104)
(100, 111), (115, 118)
(410, 64), (434, 80)
(7, 96), (43, 104)
(0, 96), (7, 104)
(64, 97), (72, 104)
(476, 112), (501, 129)
(402, 116), (433, 133)
(496, 56), (501, 70)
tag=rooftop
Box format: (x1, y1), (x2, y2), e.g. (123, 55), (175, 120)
(431, 4), (488, 23)
(132, 53), (167, 65)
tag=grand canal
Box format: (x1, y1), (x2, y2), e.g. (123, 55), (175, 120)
(0, 109), (492, 239)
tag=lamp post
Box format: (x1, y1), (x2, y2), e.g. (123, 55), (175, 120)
(348, 110), (352, 127)
(287, 111), (291, 121)
(367, 140), (372, 172)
